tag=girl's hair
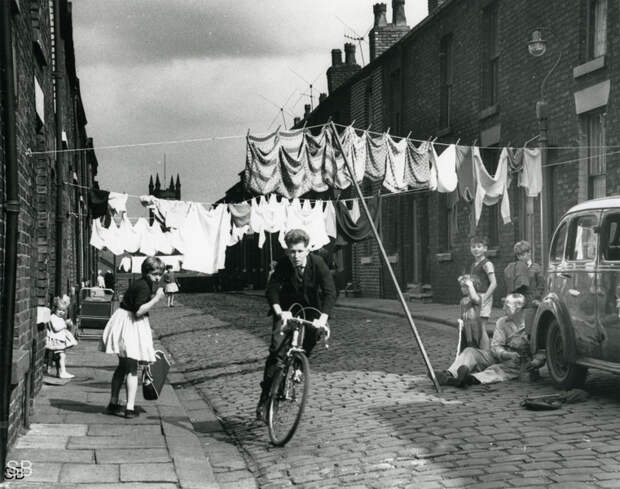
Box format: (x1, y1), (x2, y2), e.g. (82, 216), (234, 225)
(53, 296), (69, 311)
(470, 235), (489, 247)
(141, 256), (164, 276)
(513, 240), (531, 256)
(165, 264), (173, 271)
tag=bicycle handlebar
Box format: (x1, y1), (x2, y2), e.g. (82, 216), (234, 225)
(283, 317), (331, 343)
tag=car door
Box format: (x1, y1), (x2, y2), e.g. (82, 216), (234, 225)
(597, 210), (620, 362)
(564, 212), (602, 359)
(547, 217), (569, 304)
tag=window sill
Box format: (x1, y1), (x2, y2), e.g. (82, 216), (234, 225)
(437, 127), (452, 137)
(573, 56), (605, 79)
(479, 104), (499, 121)
(436, 252), (453, 262)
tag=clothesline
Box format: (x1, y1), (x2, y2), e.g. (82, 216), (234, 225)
(25, 121), (620, 157)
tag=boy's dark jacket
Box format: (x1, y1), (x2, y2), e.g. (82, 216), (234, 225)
(266, 254), (337, 316)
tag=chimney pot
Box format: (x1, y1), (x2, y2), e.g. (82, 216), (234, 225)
(373, 3), (387, 27)
(304, 104), (311, 117)
(392, 0), (407, 26)
(294, 116), (301, 126)
(331, 48), (342, 66)
(344, 43), (357, 65)
(319, 92), (327, 103)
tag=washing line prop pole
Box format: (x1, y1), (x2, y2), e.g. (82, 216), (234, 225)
(328, 122), (441, 393)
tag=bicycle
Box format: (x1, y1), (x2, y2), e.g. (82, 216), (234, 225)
(266, 306), (330, 446)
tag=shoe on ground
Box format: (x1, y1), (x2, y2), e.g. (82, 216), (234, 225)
(58, 372), (75, 379)
(435, 370), (458, 386)
(105, 402), (122, 415)
(124, 409), (138, 419)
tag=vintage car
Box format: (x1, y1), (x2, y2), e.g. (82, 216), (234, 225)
(532, 197), (620, 388)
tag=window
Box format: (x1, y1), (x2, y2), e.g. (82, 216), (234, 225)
(583, 111), (606, 199)
(550, 221), (568, 263)
(588, 0), (607, 59)
(567, 214), (598, 261)
(439, 34), (453, 129)
(482, 2), (499, 107)
(601, 212), (620, 261)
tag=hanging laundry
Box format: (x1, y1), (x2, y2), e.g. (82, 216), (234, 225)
(104, 218), (125, 256)
(507, 147), (524, 173)
(168, 227), (185, 254)
(433, 144), (458, 193)
(323, 128), (353, 190)
(520, 147), (543, 197)
(119, 256), (132, 273)
(279, 199), (331, 251)
(455, 145), (475, 202)
(428, 154), (438, 191)
(250, 194), (288, 249)
(278, 129), (310, 198)
(88, 189), (110, 219)
(136, 218), (157, 256)
(473, 147), (511, 225)
(245, 129), (283, 196)
(365, 133), (387, 182)
(383, 135), (409, 193)
(108, 192), (128, 214)
(119, 215), (141, 253)
(179, 203), (230, 274)
(150, 222), (174, 255)
(404, 140), (432, 189)
(335, 195), (381, 244)
(228, 202), (251, 227)
(228, 223), (251, 247)
(323, 200), (337, 238)
(349, 199), (361, 223)
(305, 127), (331, 194)
(90, 218), (108, 250)
(140, 195), (192, 229)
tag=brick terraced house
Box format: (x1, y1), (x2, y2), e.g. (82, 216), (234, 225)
(1, 0), (99, 467)
(221, 0), (620, 308)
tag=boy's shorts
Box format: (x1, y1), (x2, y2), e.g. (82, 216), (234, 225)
(480, 294), (493, 319)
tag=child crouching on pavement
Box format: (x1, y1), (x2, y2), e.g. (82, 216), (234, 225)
(435, 275), (494, 387)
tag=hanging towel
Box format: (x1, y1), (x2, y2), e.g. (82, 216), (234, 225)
(119, 215), (141, 253)
(473, 147), (511, 226)
(88, 189), (110, 218)
(335, 195), (381, 244)
(179, 203), (230, 274)
(108, 192), (128, 214)
(383, 135), (409, 193)
(455, 145), (475, 202)
(404, 140), (432, 188)
(140, 196), (192, 229)
(365, 133), (387, 182)
(433, 144), (458, 193)
(520, 147), (543, 197)
(279, 199), (331, 251)
(324, 201), (337, 238)
(90, 218), (108, 250)
(228, 202), (251, 227)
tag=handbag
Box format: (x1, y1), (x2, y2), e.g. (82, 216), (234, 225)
(142, 350), (170, 401)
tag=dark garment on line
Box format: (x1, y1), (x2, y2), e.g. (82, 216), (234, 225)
(88, 189), (110, 218)
(334, 195), (381, 246)
(120, 277), (153, 315)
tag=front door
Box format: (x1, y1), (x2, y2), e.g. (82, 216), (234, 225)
(564, 212), (601, 359)
(597, 211), (620, 362)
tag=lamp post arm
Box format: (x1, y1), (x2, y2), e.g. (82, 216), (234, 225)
(540, 49), (562, 101)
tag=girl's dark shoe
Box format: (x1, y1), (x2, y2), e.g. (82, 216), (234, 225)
(105, 402), (122, 415)
(124, 409), (138, 419)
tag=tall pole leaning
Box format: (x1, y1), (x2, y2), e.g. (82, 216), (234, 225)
(329, 122), (441, 393)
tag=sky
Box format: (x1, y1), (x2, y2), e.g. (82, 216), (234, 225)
(72, 0), (428, 215)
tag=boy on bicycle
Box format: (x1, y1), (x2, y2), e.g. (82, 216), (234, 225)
(256, 228), (337, 422)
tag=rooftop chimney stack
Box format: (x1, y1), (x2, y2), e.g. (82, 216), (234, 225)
(369, 0), (410, 61)
(326, 44), (361, 95)
(319, 93), (327, 103)
(373, 3), (387, 27)
(344, 43), (357, 65)
(392, 0), (407, 26)
(427, 0), (447, 14)
(331, 49), (343, 66)
(293, 116), (301, 127)
(304, 104), (311, 118)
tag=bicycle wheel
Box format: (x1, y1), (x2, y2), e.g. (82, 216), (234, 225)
(267, 351), (310, 446)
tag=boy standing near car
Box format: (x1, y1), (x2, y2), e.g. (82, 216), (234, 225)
(256, 229), (337, 422)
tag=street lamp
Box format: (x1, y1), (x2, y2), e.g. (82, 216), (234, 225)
(528, 28), (562, 269)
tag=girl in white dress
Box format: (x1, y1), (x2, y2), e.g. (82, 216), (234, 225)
(46, 297), (78, 378)
(101, 256), (165, 418)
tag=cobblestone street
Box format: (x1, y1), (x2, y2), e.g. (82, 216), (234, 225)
(152, 293), (620, 489)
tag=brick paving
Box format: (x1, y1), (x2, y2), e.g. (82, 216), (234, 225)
(153, 293), (620, 489)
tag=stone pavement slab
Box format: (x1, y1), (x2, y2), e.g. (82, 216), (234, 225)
(4, 336), (221, 489)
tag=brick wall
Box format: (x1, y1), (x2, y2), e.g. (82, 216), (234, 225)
(2, 0), (98, 450)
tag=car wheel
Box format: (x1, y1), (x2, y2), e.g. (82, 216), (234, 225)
(546, 319), (587, 389)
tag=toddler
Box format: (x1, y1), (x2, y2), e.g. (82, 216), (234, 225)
(46, 297), (78, 379)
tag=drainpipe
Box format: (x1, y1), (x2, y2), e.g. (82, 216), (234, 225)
(0, 1), (20, 478)
(54, 0), (65, 296)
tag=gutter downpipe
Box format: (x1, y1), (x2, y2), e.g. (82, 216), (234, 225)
(0, 1), (20, 479)
(54, 0), (65, 296)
